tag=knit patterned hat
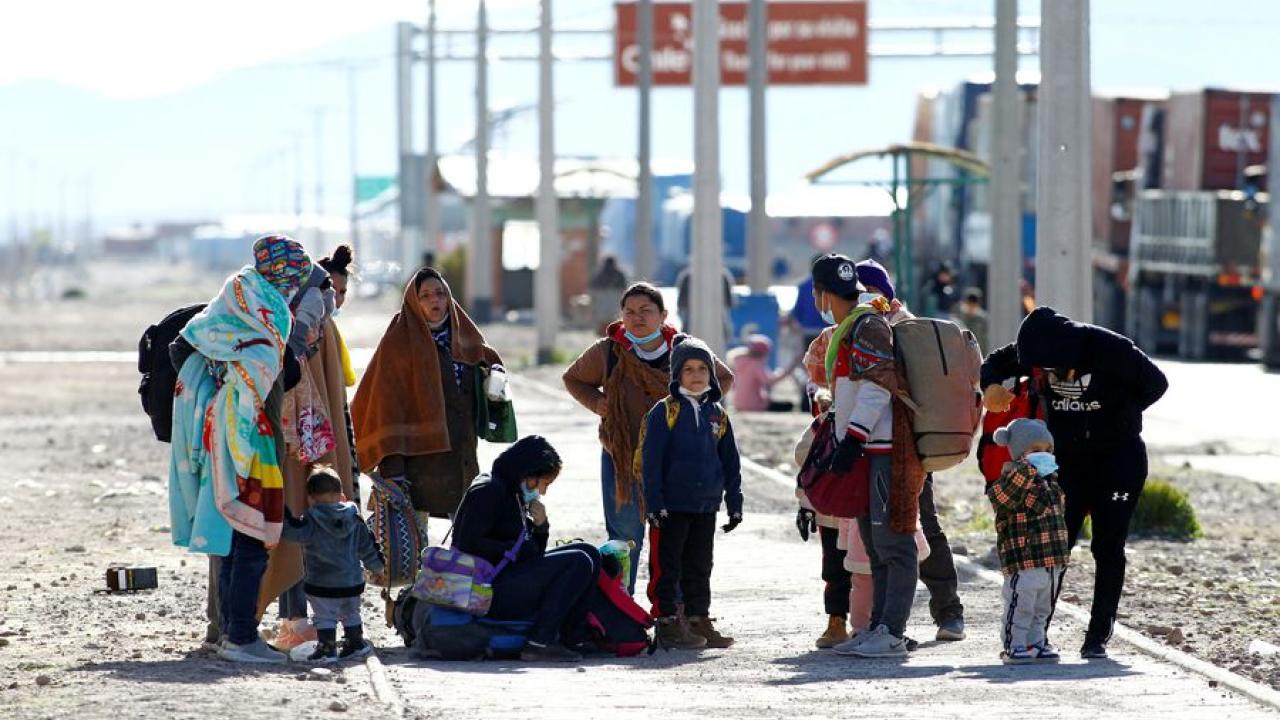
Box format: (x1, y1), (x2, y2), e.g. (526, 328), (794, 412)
(252, 234), (311, 298)
(994, 418), (1054, 459)
(855, 259), (895, 301)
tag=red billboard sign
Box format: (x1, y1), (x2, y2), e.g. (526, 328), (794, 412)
(614, 1), (868, 87)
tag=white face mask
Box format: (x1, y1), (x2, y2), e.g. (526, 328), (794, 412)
(858, 292), (881, 306)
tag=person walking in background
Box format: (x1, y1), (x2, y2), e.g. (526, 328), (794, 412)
(854, 259), (967, 643)
(676, 264), (736, 340)
(563, 283), (733, 595)
(953, 287), (990, 354)
(981, 306), (1168, 659)
(589, 256), (629, 337)
(353, 268), (505, 541)
(727, 334), (793, 412)
(641, 337), (743, 650)
(790, 256), (828, 413)
(987, 419), (1069, 665)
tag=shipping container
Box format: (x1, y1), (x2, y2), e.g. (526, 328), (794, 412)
(1163, 88), (1274, 192)
(1091, 93), (1168, 255)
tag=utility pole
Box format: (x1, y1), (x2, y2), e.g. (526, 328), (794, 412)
(395, 21), (422, 274)
(293, 132), (304, 235)
(989, 0), (1022, 349)
(348, 65), (360, 248)
(691, 0), (724, 354)
(634, 0), (654, 281)
(425, 0), (442, 262)
(1036, 0), (1092, 322)
(535, 0), (560, 364)
(314, 108), (326, 242)
(747, 0), (768, 294)
(471, 0), (493, 322)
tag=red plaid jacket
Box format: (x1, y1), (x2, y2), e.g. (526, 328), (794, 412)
(986, 459), (1070, 575)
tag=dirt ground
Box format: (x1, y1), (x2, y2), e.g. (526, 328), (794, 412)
(2, 261), (1278, 718)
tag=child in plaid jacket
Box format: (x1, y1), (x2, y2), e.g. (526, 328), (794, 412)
(987, 418), (1069, 664)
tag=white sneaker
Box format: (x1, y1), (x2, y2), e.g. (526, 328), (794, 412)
(832, 630), (869, 656)
(219, 638), (288, 664)
(1032, 641), (1061, 664)
(1001, 645), (1036, 665)
(848, 625), (909, 659)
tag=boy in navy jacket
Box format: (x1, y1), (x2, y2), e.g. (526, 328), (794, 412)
(640, 336), (744, 650)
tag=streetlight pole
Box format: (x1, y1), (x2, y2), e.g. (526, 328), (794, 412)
(348, 66), (360, 249)
(989, 0), (1022, 348)
(471, 0), (493, 322)
(1036, 0), (1092, 321)
(425, 0), (441, 263)
(747, 0), (769, 295)
(691, 0), (724, 354)
(635, 0), (654, 281)
(535, 0), (560, 364)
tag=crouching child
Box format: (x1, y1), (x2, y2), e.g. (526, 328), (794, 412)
(282, 466), (386, 663)
(640, 336), (744, 650)
(988, 419), (1069, 664)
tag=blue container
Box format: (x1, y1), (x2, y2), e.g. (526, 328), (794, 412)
(730, 293), (782, 367)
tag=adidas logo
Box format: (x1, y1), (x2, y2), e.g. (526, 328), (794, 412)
(1051, 398), (1102, 412)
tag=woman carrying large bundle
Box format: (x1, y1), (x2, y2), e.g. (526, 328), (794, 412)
(352, 267), (504, 533)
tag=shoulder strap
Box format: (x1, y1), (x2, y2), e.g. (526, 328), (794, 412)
(664, 396), (681, 430)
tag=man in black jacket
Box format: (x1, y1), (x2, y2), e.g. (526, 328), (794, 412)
(981, 306), (1168, 659)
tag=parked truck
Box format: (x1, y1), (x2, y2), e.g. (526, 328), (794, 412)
(1118, 89), (1273, 360)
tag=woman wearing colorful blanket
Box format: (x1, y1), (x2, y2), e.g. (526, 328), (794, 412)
(562, 282), (733, 594)
(451, 435), (602, 663)
(169, 234), (311, 664)
(352, 267), (504, 536)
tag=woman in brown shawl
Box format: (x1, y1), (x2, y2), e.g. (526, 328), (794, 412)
(352, 267), (502, 535)
(562, 282), (732, 594)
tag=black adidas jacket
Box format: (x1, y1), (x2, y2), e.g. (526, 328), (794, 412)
(981, 307), (1168, 451)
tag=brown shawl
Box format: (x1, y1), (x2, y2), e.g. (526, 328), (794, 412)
(602, 344), (672, 512)
(351, 272), (499, 473)
(257, 318), (358, 616)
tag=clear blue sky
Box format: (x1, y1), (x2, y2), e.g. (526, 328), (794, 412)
(3, 0), (1280, 232)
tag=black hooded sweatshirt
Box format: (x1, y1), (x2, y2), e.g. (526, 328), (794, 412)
(981, 307), (1168, 451)
(450, 437), (555, 566)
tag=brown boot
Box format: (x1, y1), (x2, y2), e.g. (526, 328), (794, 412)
(816, 615), (849, 649)
(687, 616), (734, 649)
(655, 616), (708, 650)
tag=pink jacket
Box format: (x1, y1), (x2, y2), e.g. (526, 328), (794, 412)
(730, 353), (779, 412)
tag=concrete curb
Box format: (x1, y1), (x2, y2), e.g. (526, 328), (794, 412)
(364, 654), (404, 715)
(738, 456), (1280, 713)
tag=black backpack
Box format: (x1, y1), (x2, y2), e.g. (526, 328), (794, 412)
(137, 304), (206, 443)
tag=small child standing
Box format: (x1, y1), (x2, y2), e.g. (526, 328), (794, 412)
(988, 419), (1070, 664)
(282, 466), (386, 663)
(640, 336), (744, 650)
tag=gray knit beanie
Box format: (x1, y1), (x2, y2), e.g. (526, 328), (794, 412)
(993, 418), (1054, 459)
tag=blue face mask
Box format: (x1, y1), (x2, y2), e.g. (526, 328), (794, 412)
(1025, 451), (1058, 477)
(624, 328), (663, 345)
(521, 484), (541, 504)
(818, 297), (836, 325)
(858, 292), (881, 306)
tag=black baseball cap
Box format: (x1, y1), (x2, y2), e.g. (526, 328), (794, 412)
(811, 253), (864, 298)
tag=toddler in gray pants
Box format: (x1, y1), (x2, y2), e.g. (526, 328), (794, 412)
(282, 467), (386, 663)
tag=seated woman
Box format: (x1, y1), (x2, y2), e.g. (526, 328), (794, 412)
(451, 436), (601, 663)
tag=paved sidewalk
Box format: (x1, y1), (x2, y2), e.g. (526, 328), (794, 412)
(373, 378), (1278, 719)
